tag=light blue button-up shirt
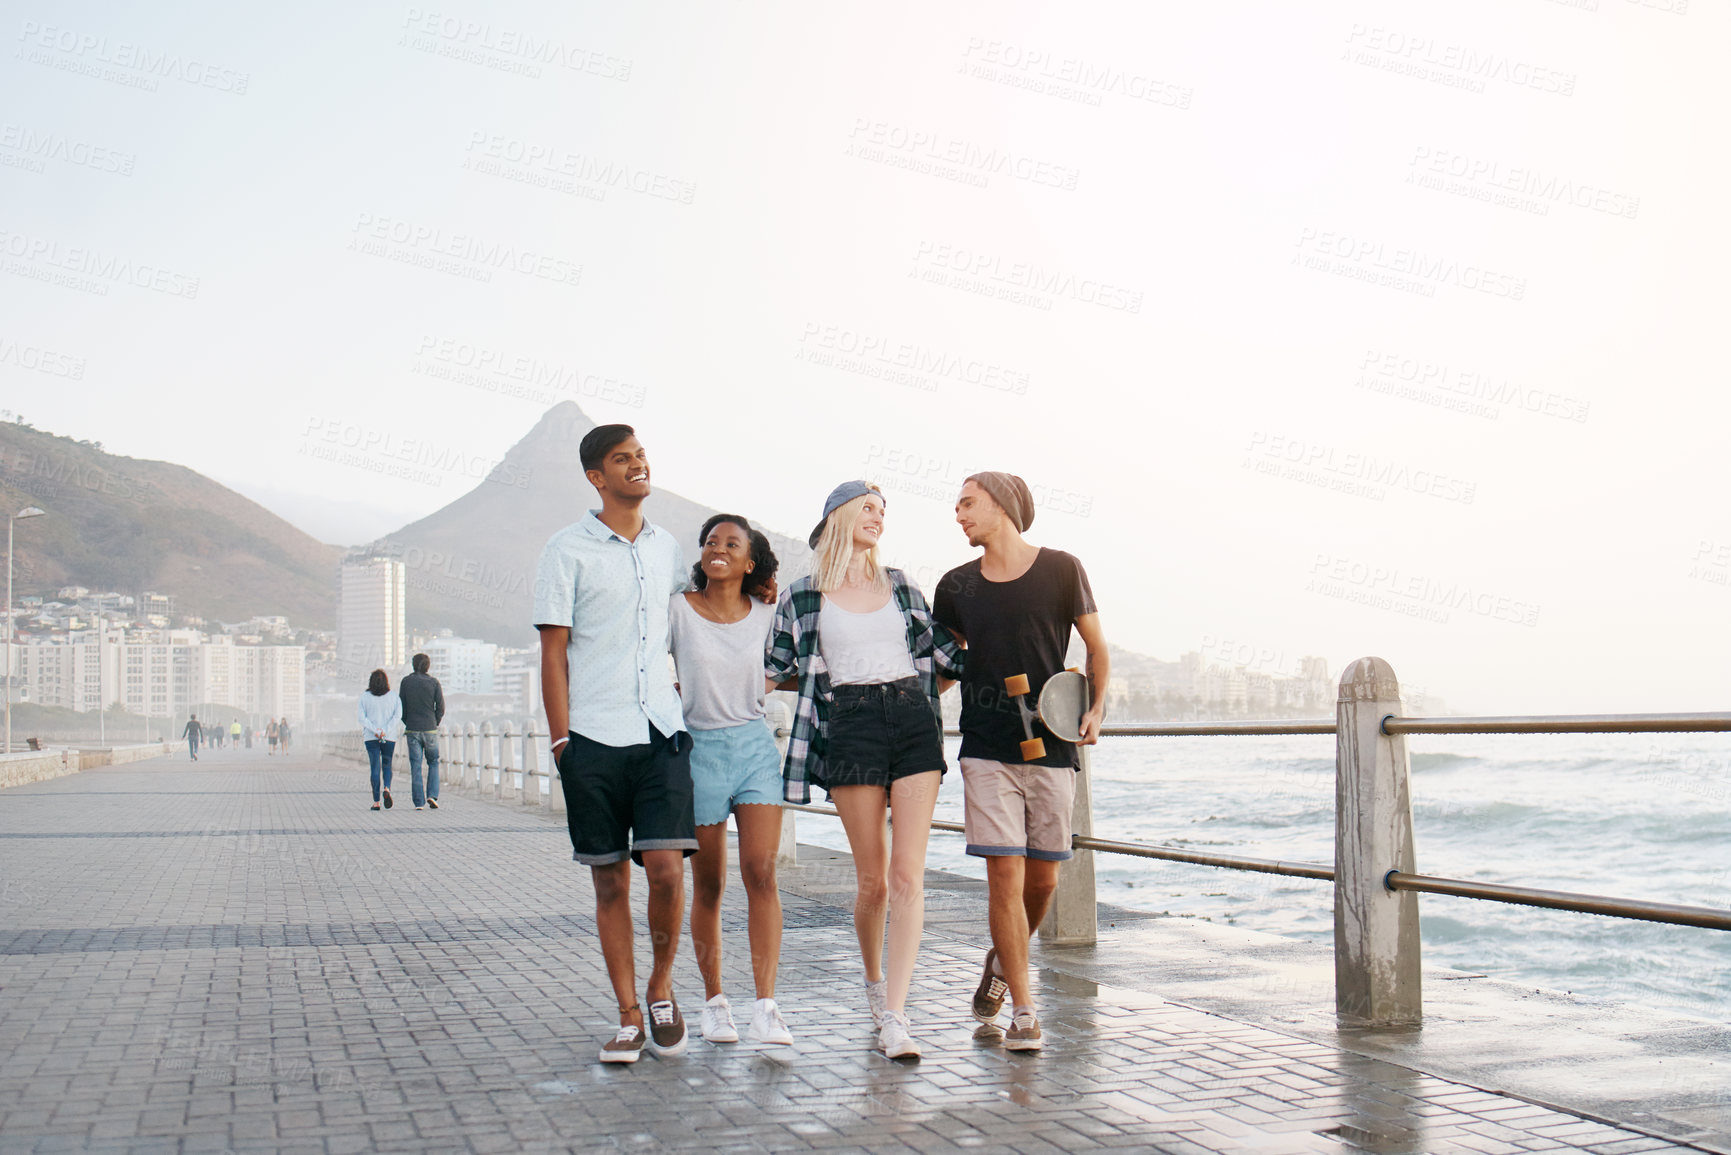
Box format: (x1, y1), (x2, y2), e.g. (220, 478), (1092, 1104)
(532, 511), (687, 747)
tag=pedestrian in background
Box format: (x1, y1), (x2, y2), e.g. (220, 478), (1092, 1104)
(278, 717), (293, 753)
(266, 719), (278, 755)
(399, 652), (446, 811)
(181, 714), (202, 761)
(359, 672), (401, 811)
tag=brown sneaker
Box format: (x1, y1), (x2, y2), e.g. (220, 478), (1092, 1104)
(645, 998), (687, 1058)
(1004, 1010), (1043, 1052)
(972, 949), (1009, 1023)
(600, 1023), (646, 1064)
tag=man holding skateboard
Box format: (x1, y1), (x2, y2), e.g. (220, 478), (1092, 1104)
(931, 473), (1108, 1052)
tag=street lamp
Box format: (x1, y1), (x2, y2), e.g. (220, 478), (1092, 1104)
(5, 506), (46, 756)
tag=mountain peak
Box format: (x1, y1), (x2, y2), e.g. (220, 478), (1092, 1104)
(382, 404), (808, 643)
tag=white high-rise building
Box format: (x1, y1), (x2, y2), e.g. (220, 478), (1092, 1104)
(14, 634), (305, 723)
(339, 557), (407, 675)
(424, 636), (497, 694)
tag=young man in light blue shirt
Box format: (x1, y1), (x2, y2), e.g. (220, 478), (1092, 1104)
(534, 424), (696, 1064)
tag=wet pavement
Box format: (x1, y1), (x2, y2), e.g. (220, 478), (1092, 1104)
(0, 749), (1715, 1153)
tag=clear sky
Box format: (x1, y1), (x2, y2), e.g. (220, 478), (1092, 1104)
(2, 0), (1726, 712)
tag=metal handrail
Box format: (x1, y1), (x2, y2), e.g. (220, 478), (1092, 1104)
(787, 806), (1336, 880)
(1071, 835), (1333, 880)
(1386, 872), (1731, 932)
(1384, 712), (1731, 735)
(781, 710), (1731, 930)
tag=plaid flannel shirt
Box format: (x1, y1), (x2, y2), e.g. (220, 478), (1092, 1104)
(764, 567), (965, 804)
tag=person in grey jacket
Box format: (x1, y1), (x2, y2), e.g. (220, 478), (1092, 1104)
(399, 653), (446, 810)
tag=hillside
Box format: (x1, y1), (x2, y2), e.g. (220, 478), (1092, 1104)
(378, 402), (809, 644)
(0, 421), (342, 626)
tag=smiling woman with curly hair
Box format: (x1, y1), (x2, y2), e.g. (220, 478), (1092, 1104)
(668, 513), (792, 1048)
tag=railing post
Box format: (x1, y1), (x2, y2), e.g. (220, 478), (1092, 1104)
(501, 722), (519, 803)
(521, 723), (540, 807)
(543, 723), (564, 817)
(481, 721), (498, 801)
(769, 702), (796, 868)
(1335, 656), (1422, 1027)
(1039, 742), (1098, 946)
(463, 723), (478, 794)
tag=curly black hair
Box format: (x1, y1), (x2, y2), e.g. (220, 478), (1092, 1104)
(689, 513), (778, 600)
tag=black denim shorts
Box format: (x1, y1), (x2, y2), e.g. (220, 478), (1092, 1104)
(558, 725), (697, 867)
(817, 677), (947, 792)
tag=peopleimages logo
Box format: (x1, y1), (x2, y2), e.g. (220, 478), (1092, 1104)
(299, 418), (532, 490)
(347, 213), (582, 288)
(957, 38), (1193, 110)
(911, 241), (1143, 314)
(1356, 348), (1589, 423)
(463, 132), (695, 204)
(1343, 24), (1576, 97)
(399, 8), (631, 81)
(1408, 147), (1639, 220)
(1294, 227), (1526, 302)
(0, 123), (136, 176)
(0, 336), (85, 379)
(1243, 431), (1478, 505)
(16, 20), (250, 94)
(0, 227), (200, 298)
(845, 119), (1081, 191)
(1307, 553), (1541, 627)
(412, 335), (647, 408)
(797, 322), (1030, 395)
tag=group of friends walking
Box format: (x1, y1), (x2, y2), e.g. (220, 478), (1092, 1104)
(179, 715), (292, 759)
(534, 423), (1107, 1065)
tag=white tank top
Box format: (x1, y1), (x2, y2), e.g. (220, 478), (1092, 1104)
(820, 596), (917, 686)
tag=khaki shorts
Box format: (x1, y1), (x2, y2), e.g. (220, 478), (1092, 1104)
(959, 757), (1076, 861)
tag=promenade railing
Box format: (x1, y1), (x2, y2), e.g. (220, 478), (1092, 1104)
(315, 655), (1731, 1028)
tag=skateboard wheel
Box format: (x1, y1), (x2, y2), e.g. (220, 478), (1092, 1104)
(1020, 737), (1046, 761)
(1004, 673), (1032, 697)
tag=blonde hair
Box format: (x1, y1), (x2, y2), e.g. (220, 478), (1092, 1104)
(810, 489), (886, 593)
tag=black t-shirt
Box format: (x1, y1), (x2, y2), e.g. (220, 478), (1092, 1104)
(931, 548), (1097, 768)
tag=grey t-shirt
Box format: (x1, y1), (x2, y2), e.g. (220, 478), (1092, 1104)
(668, 594), (775, 730)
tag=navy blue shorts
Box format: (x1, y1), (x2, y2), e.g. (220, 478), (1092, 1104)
(558, 725), (697, 866)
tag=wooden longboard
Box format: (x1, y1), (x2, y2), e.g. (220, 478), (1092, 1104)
(1005, 668), (1090, 759)
(1036, 669), (1090, 744)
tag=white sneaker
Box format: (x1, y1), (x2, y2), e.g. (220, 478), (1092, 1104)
(747, 998), (792, 1046)
(865, 978), (888, 1028)
(700, 993), (738, 1043)
(877, 1011), (921, 1060)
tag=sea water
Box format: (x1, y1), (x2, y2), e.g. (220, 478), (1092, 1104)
(792, 733), (1731, 1022)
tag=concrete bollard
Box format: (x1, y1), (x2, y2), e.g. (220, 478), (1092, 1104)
(1039, 743), (1098, 946)
(1334, 656), (1422, 1027)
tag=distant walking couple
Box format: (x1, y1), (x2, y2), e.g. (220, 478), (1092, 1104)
(357, 657), (445, 811)
(535, 424), (1107, 1065)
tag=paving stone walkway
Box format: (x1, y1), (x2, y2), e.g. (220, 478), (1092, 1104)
(0, 750), (1708, 1154)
